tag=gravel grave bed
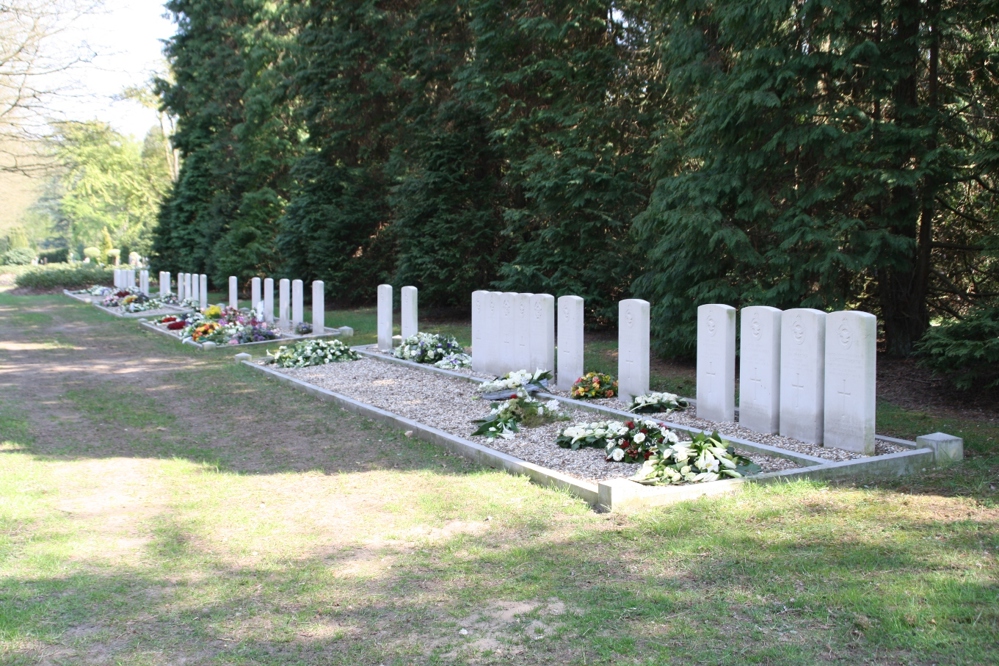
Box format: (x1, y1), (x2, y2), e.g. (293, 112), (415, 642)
(267, 357), (800, 483)
(541, 388), (909, 462)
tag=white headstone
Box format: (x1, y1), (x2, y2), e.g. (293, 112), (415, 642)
(485, 291), (503, 375)
(128, 269), (136, 288)
(278, 279), (290, 324)
(292, 279), (304, 324)
(529, 294), (555, 374)
(139, 270), (149, 295)
(556, 295), (584, 391)
(513, 293), (533, 371)
(178, 273), (186, 301)
(312, 280), (325, 334)
(499, 292), (517, 373)
(191, 273), (199, 305)
(158, 272), (167, 297)
(824, 311), (876, 454)
(779, 308), (826, 444)
(618, 299), (650, 403)
(263, 278), (274, 322)
(401, 286), (418, 339)
(229, 276), (238, 309)
(199, 274), (208, 309)
(696, 304), (736, 421)
(251, 277), (261, 311)
(739, 306), (782, 434)
(377, 284), (393, 352)
(471, 290), (488, 373)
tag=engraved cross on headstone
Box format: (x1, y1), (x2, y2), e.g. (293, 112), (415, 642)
(791, 371), (805, 409)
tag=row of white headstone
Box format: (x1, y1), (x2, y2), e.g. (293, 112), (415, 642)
(224, 276), (326, 332)
(695, 304), (876, 454)
(173, 272), (210, 310)
(377, 285), (420, 351)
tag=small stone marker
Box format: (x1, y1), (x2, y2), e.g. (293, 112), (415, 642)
(191, 274), (199, 305)
(916, 432), (963, 463)
(401, 286), (418, 339)
(739, 306), (782, 434)
(619, 299), (651, 403)
(312, 280), (325, 334)
(338, 326), (354, 337)
(292, 279), (304, 324)
(377, 284), (393, 351)
(471, 290), (488, 373)
(279, 279), (290, 324)
(199, 274), (208, 310)
(779, 308), (826, 444)
(556, 295), (584, 391)
(229, 276), (238, 309)
(499, 292), (517, 371)
(513, 293), (533, 371)
(529, 294), (555, 374)
(234, 352), (252, 362)
(263, 278), (274, 322)
(823, 310), (877, 454)
(251, 277), (261, 312)
(202, 341), (216, 350)
(696, 304), (736, 421)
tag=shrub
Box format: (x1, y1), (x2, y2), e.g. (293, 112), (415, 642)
(1, 247), (35, 265)
(38, 248), (69, 264)
(15, 264), (115, 290)
(917, 306), (999, 389)
(83, 247), (101, 261)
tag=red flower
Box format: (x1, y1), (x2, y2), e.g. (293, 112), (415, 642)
(167, 321), (185, 330)
(161, 316), (177, 323)
(510, 394), (517, 399)
(625, 421), (634, 429)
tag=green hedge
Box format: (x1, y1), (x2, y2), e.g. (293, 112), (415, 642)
(917, 306), (999, 389)
(1, 248), (35, 265)
(14, 264), (114, 290)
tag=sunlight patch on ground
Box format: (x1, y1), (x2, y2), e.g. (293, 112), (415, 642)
(0, 341), (82, 351)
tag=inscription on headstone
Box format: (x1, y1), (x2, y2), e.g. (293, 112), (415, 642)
(739, 306), (781, 433)
(696, 304), (736, 422)
(823, 311), (876, 454)
(779, 308), (826, 444)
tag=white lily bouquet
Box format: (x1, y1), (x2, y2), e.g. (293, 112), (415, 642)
(394, 332), (464, 363)
(478, 369), (553, 400)
(627, 391), (690, 414)
(555, 421), (631, 451)
(472, 388), (564, 440)
(631, 431), (760, 485)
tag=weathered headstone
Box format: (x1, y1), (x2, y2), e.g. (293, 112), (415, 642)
(556, 295), (584, 391)
(823, 310), (876, 454)
(471, 290), (488, 373)
(278, 279), (290, 324)
(739, 306), (782, 434)
(401, 286), (418, 339)
(251, 277), (261, 312)
(377, 284), (393, 352)
(199, 274), (208, 310)
(263, 278), (274, 322)
(779, 308), (826, 444)
(529, 294), (555, 374)
(514, 293), (533, 371)
(695, 305), (736, 422)
(619, 299), (651, 403)
(292, 280), (304, 324)
(312, 280), (325, 334)
(229, 276), (238, 309)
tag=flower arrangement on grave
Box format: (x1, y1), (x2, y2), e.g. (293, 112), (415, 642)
(190, 320), (222, 342)
(631, 431), (759, 485)
(555, 421), (630, 450)
(471, 388), (564, 440)
(294, 321), (313, 335)
(433, 352), (472, 369)
(266, 338), (360, 368)
(204, 304), (223, 319)
(627, 391), (689, 414)
(604, 419), (680, 463)
(394, 332), (464, 363)
(571, 372), (618, 399)
(477, 369), (553, 396)
(170, 308), (280, 345)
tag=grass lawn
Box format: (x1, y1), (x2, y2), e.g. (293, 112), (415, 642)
(0, 292), (996, 664)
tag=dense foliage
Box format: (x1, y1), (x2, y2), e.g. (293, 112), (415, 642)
(153, 0), (999, 360)
(15, 264), (114, 290)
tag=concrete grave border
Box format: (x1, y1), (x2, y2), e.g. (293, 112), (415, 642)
(138, 319), (348, 350)
(236, 344), (950, 512)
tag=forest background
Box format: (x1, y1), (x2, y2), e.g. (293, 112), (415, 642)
(6, 0), (999, 362)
